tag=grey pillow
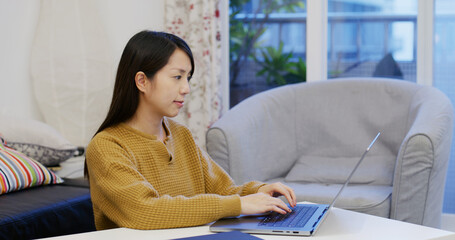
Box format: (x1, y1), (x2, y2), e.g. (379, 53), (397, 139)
(6, 142), (81, 166)
(284, 155), (395, 185)
(0, 115), (79, 166)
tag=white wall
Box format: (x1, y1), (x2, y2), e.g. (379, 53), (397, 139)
(0, 0), (165, 121)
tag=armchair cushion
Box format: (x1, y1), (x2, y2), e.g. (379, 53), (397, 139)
(269, 178), (392, 218)
(285, 155), (396, 185)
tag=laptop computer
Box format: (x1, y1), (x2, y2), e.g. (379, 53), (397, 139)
(210, 132), (381, 237)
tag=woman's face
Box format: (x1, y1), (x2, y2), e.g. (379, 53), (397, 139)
(140, 48), (192, 119)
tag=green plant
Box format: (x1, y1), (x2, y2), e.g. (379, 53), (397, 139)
(229, 0), (305, 86)
(286, 57), (306, 84)
(255, 42), (306, 85)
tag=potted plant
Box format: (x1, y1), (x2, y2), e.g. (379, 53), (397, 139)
(255, 42), (306, 86)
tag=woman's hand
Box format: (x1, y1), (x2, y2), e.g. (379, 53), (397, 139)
(257, 182), (297, 208)
(239, 182), (297, 215)
(240, 193), (291, 215)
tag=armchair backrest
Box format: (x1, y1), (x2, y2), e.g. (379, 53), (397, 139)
(291, 79), (418, 185)
(207, 83), (299, 183)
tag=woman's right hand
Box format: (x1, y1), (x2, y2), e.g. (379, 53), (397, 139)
(240, 193), (292, 215)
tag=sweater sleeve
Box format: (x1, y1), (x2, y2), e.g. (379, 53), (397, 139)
(197, 145), (266, 196)
(86, 135), (242, 230)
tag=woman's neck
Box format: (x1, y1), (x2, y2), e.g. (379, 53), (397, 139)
(125, 114), (165, 141)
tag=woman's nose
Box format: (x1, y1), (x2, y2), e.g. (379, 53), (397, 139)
(181, 79), (190, 95)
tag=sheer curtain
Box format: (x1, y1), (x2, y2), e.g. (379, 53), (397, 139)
(30, 0), (112, 146)
(165, 0), (223, 148)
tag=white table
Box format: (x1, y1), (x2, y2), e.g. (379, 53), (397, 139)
(43, 207), (455, 240)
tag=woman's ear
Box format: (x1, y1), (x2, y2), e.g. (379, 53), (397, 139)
(135, 71), (148, 93)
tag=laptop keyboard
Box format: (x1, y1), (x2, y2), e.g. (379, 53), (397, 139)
(259, 205), (318, 228)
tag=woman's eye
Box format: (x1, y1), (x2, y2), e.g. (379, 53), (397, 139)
(174, 76), (182, 80)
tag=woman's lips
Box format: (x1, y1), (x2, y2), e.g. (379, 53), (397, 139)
(174, 101), (184, 108)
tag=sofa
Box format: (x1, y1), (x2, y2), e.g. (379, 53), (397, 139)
(206, 78), (453, 228)
(0, 177), (95, 239)
(0, 115), (95, 239)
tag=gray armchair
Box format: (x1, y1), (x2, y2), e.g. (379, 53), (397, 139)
(206, 78), (453, 228)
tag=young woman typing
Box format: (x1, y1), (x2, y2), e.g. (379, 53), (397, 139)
(85, 30), (296, 230)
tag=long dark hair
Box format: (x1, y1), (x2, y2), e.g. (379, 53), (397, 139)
(84, 31), (194, 178)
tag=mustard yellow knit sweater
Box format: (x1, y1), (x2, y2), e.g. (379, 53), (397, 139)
(86, 118), (264, 230)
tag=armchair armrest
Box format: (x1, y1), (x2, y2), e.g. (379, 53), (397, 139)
(391, 87), (453, 228)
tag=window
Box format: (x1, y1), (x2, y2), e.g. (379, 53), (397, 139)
(327, 0), (417, 81)
(434, 0), (455, 213)
(229, 0), (419, 108)
(229, 0), (307, 107)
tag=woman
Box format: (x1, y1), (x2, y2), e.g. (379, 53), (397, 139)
(85, 30), (296, 230)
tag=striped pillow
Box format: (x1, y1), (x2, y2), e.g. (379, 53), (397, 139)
(0, 137), (63, 195)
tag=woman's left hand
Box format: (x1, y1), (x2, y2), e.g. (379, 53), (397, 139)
(257, 182), (297, 208)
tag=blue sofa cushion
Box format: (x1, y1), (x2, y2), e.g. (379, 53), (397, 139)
(0, 184), (95, 239)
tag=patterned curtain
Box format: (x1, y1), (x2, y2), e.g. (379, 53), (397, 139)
(165, 0), (223, 148)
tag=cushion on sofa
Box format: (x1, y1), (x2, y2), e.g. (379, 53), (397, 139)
(0, 184), (95, 239)
(0, 114), (78, 166)
(0, 137), (63, 195)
